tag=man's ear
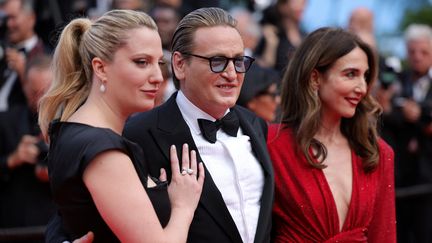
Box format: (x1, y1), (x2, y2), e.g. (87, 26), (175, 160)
(92, 57), (107, 81)
(28, 12), (36, 28)
(310, 69), (320, 90)
(172, 51), (186, 81)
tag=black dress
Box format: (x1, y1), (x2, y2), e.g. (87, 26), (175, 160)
(47, 121), (170, 243)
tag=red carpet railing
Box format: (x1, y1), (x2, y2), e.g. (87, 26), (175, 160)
(0, 225), (45, 242)
(396, 183), (432, 199)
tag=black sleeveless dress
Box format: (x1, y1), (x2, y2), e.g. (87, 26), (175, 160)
(47, 121), (170, 242)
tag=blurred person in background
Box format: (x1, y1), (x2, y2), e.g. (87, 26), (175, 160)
(154, 0), (221, 18)
(346, 6), (402, 148)
(255, 0), (307, 75)
(150, 3), (180, 52)
(154, 0), (182, 13)
(0, 54), (54, 241)
(348, 7), (374, 43)
(237, 64), (280, 123)
(154, 51), (175, 106)
(149, 4), (180, 107)
(385, 23), (432, 243)
(231, 7), (282, 123)
(0, 0), (48, 111)
(111, 0), (149, 11)
(229, 7), (261, 58)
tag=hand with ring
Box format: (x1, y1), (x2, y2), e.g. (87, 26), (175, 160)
(168, 144), (205, 216)
(181, 168), (194, 175)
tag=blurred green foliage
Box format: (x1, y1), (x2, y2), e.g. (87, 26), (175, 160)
(401, 5), (432, 30)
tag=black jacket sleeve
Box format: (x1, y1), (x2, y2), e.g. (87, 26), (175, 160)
(45, 212), (70, 243)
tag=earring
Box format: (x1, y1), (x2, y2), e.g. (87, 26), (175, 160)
(100, 83), (106, 93)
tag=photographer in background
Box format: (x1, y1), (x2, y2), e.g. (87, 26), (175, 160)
(237, 64), (281, 123)
(346, 6), (402, 147)
(0, 54), (54, 236)
(384, 23), (432, 242)
(0, 0), (48, 112)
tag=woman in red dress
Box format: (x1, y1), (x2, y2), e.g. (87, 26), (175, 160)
(267, 27), (396, 242)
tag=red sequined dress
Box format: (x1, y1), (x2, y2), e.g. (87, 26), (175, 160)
(267, 124), (396, 243)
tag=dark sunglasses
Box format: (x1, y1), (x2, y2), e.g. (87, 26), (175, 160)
(182, 53), (255, 73)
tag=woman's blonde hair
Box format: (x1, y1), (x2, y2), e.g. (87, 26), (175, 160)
(38, 9), (157, 138)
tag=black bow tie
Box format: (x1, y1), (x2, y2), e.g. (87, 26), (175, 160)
(197, 111), (240, 143)
(18, 47), (26, 54)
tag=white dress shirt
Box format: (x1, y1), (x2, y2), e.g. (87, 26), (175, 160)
(176, 91), (264, 243)
(413, 68), (432, 102)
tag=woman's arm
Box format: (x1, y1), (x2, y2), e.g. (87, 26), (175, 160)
(83, 144), (204, 243)
(367, 141), (396, 242)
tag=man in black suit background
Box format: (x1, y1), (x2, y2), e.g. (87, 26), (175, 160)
(0, 54), (54, 239)
(384, 23), (432, 243)
(0, 0), (49, 111)
(46, 7), (273, 243)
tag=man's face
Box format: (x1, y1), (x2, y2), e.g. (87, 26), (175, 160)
(174, 26), (246, 119)
(3, 0), (35, 44)
(113, 0), (145, 10)
(407, 38), (432, 75)
(279, 0), (306, 24)
(24, 67), (52, 111)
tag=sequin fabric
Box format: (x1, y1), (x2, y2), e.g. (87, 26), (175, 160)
(267, 124), (396, 242)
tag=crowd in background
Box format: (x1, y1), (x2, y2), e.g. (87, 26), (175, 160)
(0, 0), (431, 242)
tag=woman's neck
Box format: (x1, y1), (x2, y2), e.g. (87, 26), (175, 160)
(315, 115), (343, 145)
(68, 94), (126, 135)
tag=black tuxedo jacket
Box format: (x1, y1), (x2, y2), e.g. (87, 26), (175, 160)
(384, 71), (432, 186)
(123, 93), (274, 243)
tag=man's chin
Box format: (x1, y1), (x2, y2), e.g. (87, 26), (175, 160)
(216, 98), (237, 108)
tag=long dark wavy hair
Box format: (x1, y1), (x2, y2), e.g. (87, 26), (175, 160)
(279, 27), (382, 172)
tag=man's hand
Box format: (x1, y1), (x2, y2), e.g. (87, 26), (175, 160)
(401, 99), (421, 123)
(7, 135), (39, 169)
(6, 47), (26, 81)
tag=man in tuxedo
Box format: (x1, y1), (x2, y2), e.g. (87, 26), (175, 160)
(46, 7), (273, 243)
(124, 7), (273, 243)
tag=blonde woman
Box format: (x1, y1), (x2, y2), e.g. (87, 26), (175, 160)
(39, 10), (204, 242)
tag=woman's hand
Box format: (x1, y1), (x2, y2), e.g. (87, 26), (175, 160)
(72, 231), (94, 243)
(167, 144), (205, 216)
